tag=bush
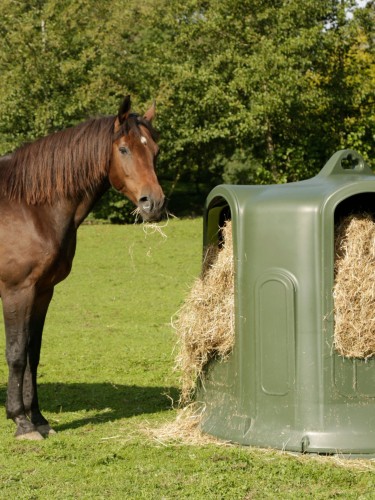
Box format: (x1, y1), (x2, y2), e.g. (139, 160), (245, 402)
(90, 189), (136, 224)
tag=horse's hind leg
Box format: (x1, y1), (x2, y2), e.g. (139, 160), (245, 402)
(3, 287), (43, 440)
(22, 288), (55, 437)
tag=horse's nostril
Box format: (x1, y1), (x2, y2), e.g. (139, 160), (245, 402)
(139, 196), (151, 211)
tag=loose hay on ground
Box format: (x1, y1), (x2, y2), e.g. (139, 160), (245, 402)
(334, 213), (375, 358)
(144, 403), (229, 446)
(174, 221), (235, 403)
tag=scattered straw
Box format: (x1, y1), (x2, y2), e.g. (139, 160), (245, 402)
(143, 403), (228, 446)
(334, 214), (375, 358)
(141, 220), (169, 239)
(174, 221), (235, 403)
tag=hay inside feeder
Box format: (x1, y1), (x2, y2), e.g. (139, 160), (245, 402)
(175, 221), (235, 403)
(334, 214), (375, 359)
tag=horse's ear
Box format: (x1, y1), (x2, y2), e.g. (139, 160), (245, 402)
(144, 101), (156, 123)
(117, 95), (131, 125)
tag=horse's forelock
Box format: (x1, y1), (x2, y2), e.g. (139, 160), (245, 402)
(114, 113), (159, 143)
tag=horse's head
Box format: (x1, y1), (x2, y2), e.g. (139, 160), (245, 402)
(109, 95), (166, 222)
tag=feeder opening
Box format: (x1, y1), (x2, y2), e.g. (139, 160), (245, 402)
(205, 195), (231, 249)
(333, 193), (375, 359)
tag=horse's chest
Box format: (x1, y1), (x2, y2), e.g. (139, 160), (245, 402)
(39, 237), (76, 287)
(0, 219), (76, 290)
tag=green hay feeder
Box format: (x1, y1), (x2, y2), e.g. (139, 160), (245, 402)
(200, 149), (375, 456)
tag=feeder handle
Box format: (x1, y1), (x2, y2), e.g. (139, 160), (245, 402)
(317, 149), (373, 178)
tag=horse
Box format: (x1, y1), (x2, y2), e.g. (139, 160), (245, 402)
(0, 95), (166, 440)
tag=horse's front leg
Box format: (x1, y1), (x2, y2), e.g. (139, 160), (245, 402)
(3, 286), (43, 440)
(23, 288), (55, 437)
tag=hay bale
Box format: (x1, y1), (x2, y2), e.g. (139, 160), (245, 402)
(175, 222), (235, 403)
(334, 214), (375, 359)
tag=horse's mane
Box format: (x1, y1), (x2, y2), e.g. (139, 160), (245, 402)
(0, 114), (158, 205)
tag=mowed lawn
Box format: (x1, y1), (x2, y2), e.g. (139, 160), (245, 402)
(0, 219), (374, 499)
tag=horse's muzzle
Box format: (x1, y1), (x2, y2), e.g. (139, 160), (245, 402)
(138, 195), (167, 222)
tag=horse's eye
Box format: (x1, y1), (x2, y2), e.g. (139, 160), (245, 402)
(119, 146), (130, 155)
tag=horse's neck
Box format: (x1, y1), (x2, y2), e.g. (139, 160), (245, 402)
(73, 178), (111, 228)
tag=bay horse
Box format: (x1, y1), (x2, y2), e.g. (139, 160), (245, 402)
(0, 95), (165, 440)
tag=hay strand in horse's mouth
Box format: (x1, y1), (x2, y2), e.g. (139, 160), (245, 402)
(132, 207), (173, 239)
(131, 207), (142, 223)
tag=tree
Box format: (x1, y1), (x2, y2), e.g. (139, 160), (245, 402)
(0, 0), (373, 221)
(0, 0), (137, 153)
(138, 0), (374, 186)
(337, 1), (374, 160)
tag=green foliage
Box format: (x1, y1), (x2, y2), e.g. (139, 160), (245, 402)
(0, 0), (373, 221)
(148, 0), (374, 185)
(90, 189), (136, 224)
(0, 0), (123, 151)
(0, 221), (374, 498)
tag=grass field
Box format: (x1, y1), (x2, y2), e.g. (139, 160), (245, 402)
(0, 219), (374, 499)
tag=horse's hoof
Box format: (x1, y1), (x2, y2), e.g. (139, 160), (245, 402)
(16, 431), (44, 441)
(37, 424), (57, 437)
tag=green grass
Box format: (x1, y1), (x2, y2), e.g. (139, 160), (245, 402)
(0, 219), (374, 499)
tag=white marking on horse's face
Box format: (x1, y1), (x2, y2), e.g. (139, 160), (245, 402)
(140, 136), (148, 145)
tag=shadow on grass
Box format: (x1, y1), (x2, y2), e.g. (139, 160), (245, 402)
(0, 383), (179, 432)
